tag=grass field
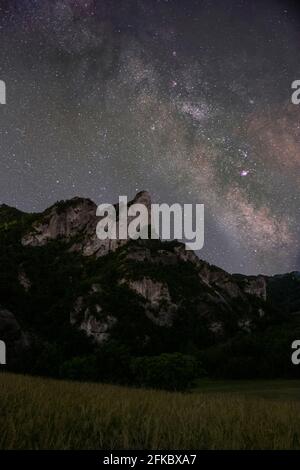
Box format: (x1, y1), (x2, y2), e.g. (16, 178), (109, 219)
(194, 378), (300, 401)
(0, 372), (300, 450)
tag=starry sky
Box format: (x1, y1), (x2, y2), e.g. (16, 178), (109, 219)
(0, 0), (299, 275)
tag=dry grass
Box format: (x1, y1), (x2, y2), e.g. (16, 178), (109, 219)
(0, 372), (300, 450)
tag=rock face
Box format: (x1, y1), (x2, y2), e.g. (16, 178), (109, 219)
(123, 278), (177, 327)
(70, 296), (117, 343)
(21, 197), (107, 256)
(22, 198), (96, 247)
(18, 270), (31, 292)
(0, 192), (299, 362)
(21, 191), (152, 258)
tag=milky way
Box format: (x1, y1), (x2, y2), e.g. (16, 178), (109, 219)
(0, 0), (299, 275)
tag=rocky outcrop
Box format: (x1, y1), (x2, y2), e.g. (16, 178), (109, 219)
(126, 278), (171, 303)
(123, 278), (177, 327)
(21, 197), (106, 255)
(1, 191), (298, 356)
(21, 191), (152, 258)
(22, 198), (96, 246)
(18, 270), (31, 292)
(70, 296), (117, 344)
(78, 309), (116, 344)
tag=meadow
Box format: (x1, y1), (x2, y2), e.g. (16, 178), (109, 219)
(0, 372), (300, 450)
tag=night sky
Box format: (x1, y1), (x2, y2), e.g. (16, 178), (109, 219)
(0, 0), (299, 275)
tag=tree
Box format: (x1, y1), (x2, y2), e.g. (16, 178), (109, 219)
(131, 353), (198, 391)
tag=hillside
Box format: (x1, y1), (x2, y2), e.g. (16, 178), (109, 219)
(0, 192), (300, 384)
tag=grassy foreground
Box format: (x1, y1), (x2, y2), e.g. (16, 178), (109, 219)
(1, 372), (300, 450)
(193, 379), (300, 401)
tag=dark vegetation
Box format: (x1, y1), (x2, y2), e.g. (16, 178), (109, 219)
(1, 204), (300, 391)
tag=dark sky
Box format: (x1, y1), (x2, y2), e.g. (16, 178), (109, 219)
(0, 0), (299, 275)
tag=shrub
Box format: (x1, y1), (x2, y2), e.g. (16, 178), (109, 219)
(95, 342), (132, 384)
(131, 352), (197, 391)
(60, 356), (97, 381)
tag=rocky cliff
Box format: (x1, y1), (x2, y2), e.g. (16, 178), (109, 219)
(0, 193), (299, 378)
(21, 191), (152, 258)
